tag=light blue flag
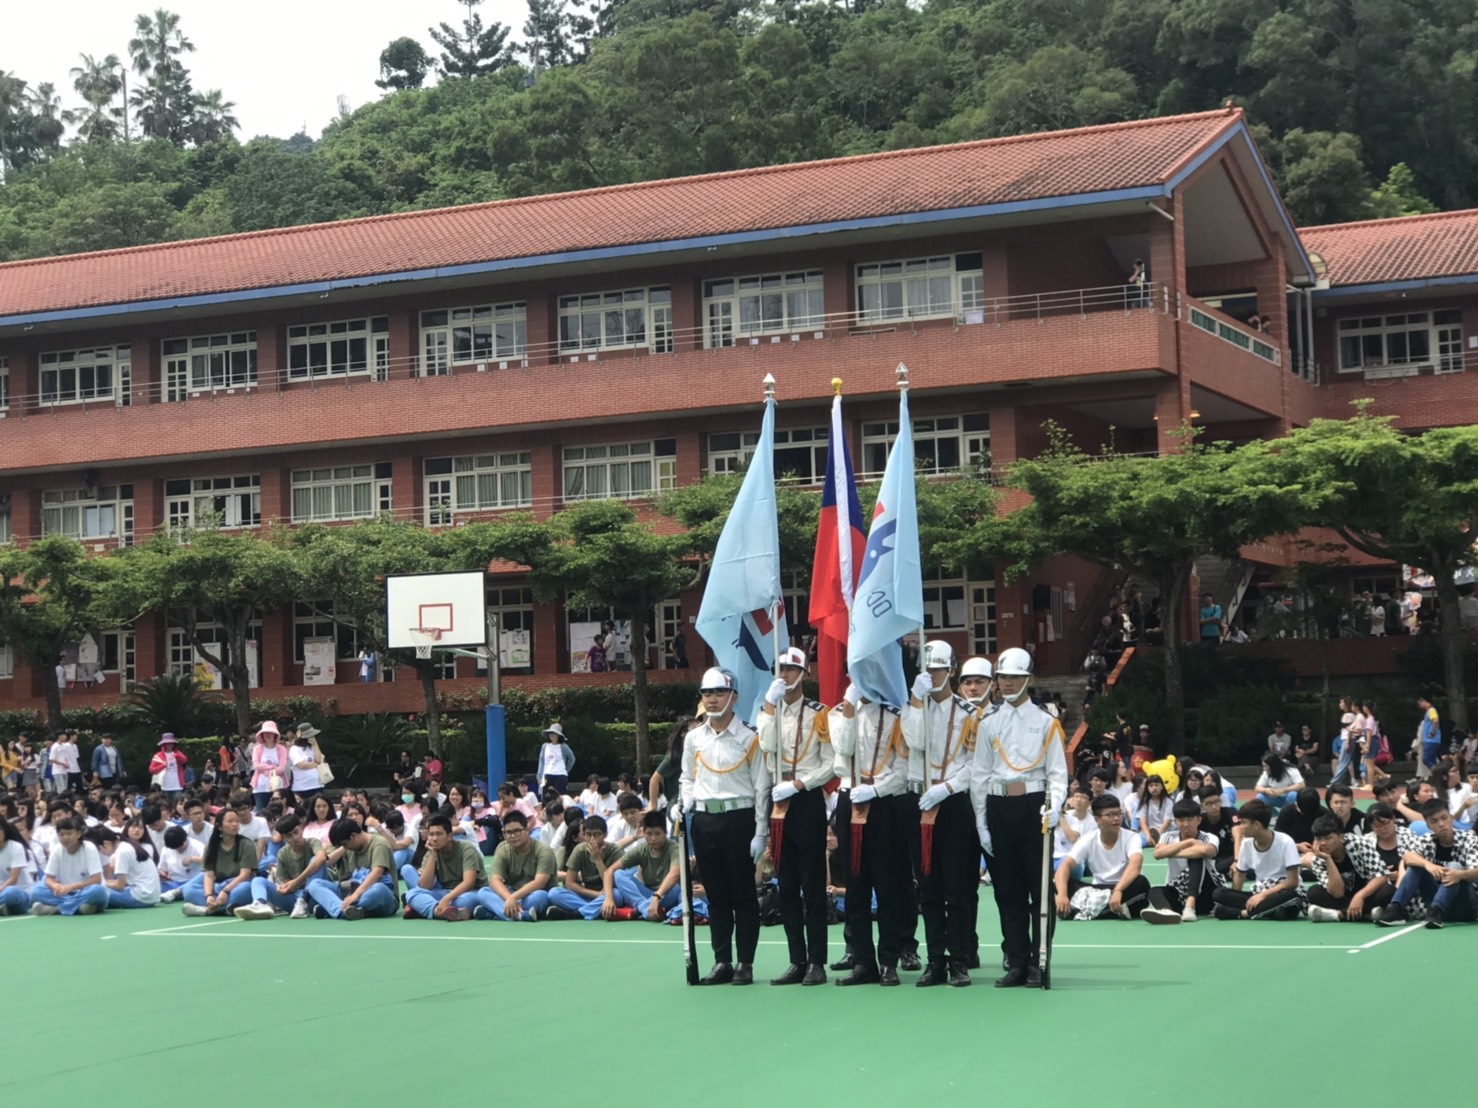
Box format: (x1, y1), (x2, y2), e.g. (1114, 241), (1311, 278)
(846, 387), (924, 707)
(695, 394), (789, 725)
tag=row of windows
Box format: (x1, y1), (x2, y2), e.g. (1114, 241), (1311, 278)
(1337, 309), (1464, 374)
(17, 416), (989, 542)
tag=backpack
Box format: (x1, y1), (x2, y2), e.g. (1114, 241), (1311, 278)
(756, 882), (782, 926)
(1374, 731), (1392, 766)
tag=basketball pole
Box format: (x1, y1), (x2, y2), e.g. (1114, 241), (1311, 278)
(484, 612), (507, 791)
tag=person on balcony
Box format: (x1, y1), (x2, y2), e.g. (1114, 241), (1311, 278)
(1126, 259), (1149, 309)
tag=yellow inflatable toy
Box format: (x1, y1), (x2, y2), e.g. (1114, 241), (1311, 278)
(1142, 756), (1180, 794)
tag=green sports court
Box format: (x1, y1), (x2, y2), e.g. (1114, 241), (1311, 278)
(2, 856), (1450, 1102)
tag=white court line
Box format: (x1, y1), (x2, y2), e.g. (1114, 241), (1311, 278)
(0, 914), (37, 922)
(1054, 943), (1343, 951)
(1356, 923), (1424, 950)
(130, 919), (240, 937)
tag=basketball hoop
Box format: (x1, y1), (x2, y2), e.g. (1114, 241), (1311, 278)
(409, 627), (442, 660)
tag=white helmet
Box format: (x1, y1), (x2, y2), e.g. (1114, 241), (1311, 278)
(699, 667), (736, 692)
(959, 656), (993, 680)
(922, 639), (955, 670)
(995, 647), (1033, 677)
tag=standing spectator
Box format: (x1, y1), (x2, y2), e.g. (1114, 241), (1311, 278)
(57, 732), (84, 793)
(90, 735), (124, 788)
(1359, 701), (1390, 788)
(149, 735), (189, 804)
(1415, 696), (1444, 779)
(1330, 697), (1359, 787)
(357, 649), (377, 683)
(288, 725), (324, 803)
(668, 628), (689, 669)
(587, 635), (607, 673)
(536, 724), (575, 795)
(1198, 592), (1223, 645)
(30, 817), (109, 916)
(1125, 257), (1149, 307)
(249, 722), (289, 811)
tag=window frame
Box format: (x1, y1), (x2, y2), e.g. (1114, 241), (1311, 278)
(707, 425), (830, 485)
(558, 286), (674, 355)
(703, 269), (825, 348)
(562, 438), (677, 502)
(164, 475), (262, 531)
(161, 332), (258, 398)
(1336, 310), (1463, 374)
(287, 316), (390, 382)
(419, 302), (528, 375)
(290, 462), (393, 523)
(860, 413), (991, 479)
(854, 253), (986, 324)
(423, 453), (533, 525)
(41, 484), (135, 544)
(38, 345), (129, 407)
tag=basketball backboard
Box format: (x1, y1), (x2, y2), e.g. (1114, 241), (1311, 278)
(385, 570), (488, 650)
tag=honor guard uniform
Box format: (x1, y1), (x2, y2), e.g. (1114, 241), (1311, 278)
(758, 647), (837, 986)
(904, 644), (984, 987)
(968, 647), (1068, 988)
(680, 667), (771, 986)
(831, 684), (912, 986)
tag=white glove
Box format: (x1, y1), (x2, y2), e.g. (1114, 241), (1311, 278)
(1043, 804), (1060, 830)
(749, 835), (767, 862)
(850, 785), (878, 805)
(772, 781), (800, 803)
(919, 783), (951, 811)
(764, 677), (789, 706)
(977, 822), (993, 856)
(911, 673), (933, 701)
(842, 683), (861, 706)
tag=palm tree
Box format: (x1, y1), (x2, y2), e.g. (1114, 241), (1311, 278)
(128, 9), (196, 142)
(27, 83), (65, 150)
(66, 53), (124, 142)
(188, 89), (238, 144)
(0, 71), (27, 176)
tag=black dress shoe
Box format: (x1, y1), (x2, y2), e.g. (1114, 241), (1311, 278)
(898, 951), (922, 972)
(948, 962), (971, 987)
(915, 961), (949, 987)
(829, 952), (856, 972)
(731, 963), (754, 985)
(802, 964), (827, 986)
(700, 962), (734, 986)
(835, 965), (881, 986)
(995, 965), (1029, 988)
(879, 966), (901, 986)
(770, 963), (806, 985)
(1025, 965), (1043, 989)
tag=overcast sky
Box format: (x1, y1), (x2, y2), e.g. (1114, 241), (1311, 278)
(10, 0), (530, 140)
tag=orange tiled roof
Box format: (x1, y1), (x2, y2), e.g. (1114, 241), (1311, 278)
(0, 110), (1244, 320)
(1301, 208), (1478, 288)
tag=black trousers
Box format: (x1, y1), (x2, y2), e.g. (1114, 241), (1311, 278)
(690, 807), (760, 964)
(1065, 872), (1152, 918)
(845, 792), (912, 971)
(1147, 860), (1220, 916)
(986, 792), (1054, 969)
(917, 791), (980, 963)
(1212, 884), (1303, 919)
(896, 797), (921, 957)
(1307, 882), (1394, 916)
(777, 787), (828, 966)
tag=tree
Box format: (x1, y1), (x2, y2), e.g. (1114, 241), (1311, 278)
(66, 53), (125, 142)
(431, 0), (516, 78)
(128, 8), (197, 143)
(1367, 162), (1438, 220)
(188, 90), (238, 145)
(377, 37), (432, 91)
(0, 537), (112, 733)
(44, 180), (179, 254)
(963, 427), (1312, 753)
(1279, 408), (1478, 731)
(0, 72), (64, 177)
(1266, 128), (1373, 226)
(517, 501), (698, 774)
(107, 528), (305, 739)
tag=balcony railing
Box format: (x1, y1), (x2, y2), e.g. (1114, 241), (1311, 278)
(1186, 303), (1281, 366)
(0, 283), (1168, 415)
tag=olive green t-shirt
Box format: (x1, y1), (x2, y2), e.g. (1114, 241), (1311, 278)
(564, 840), (623, 891)
(432, 840), (489, 890)
(275, 838), (324, 883)
(618, 838), (679, 890)
(209, 836), (257, 881)
(491, 840), (556, 890)
(654, 754), (678, 805)
(347, 834), (395, 878)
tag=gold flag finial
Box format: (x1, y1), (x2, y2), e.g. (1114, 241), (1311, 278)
(831, 377), (843, 395)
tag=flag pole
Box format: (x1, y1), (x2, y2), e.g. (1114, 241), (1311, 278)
(764, 374), (785, 876)
(900, 361), (931, 879)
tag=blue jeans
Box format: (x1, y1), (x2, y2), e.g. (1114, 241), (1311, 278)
(400, 864), (481, 919)
(0, 886), (34, 914)
(1422, 742), (1443, 769)
(32, 884), (110, 915)
(248, 877), (305, 913)
(105, 889), (157, 909)
(393, 847), (415, 871)
(1257, 792), (1294, 812)
(473, 886), (551, 920)
(614, 870), (680, 917)
(547, 886), (612, 919)
(181, 873), (253, 911)
(305, 877), (397, 919)
(1392, 867), (1478, 920)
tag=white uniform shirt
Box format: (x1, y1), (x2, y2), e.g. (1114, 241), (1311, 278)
(1237, 832), (1301, 884)
(680, 713), (770, 839)
(1158, 826), (1219, 882)
(758, 696), (835, 792)
(968, 699), (1069, 833)
(0, 840), (35, 890)
(830, 702), (908, 797)
(1066, 828), (1142, 884)
(902, 693), (977, 795)
(110, 847), (162, 904)
(45, 841), (103, 886)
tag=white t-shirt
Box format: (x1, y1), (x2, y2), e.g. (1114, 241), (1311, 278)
(111, 846), (161, 904)
(238, 816), (271, 846)
(31, 824), (58, 868)
(540, 744), (567, 778)
(1237, 831), (1301, 884)
(290, 744), (322, 791)
(1254, 767), (1304, 792)
(45, 841), (103, 886)
(1159, 825), (1218, 882)
(1446, 784), (1474, 818)
(60, 742), (81, 773)
(1054, 810), (1096, 860)
(0, 840), (35, 890)
(1066, 828), (1142, 884)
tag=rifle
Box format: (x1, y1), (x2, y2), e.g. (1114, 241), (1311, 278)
(676, 809), (699, 986)
(1038, 804), (1053, 990)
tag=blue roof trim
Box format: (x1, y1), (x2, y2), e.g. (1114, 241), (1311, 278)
(0, 184), (1166, 329)
(1163, 121), (1317, 283)
(1311, 273), (1478, 300)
